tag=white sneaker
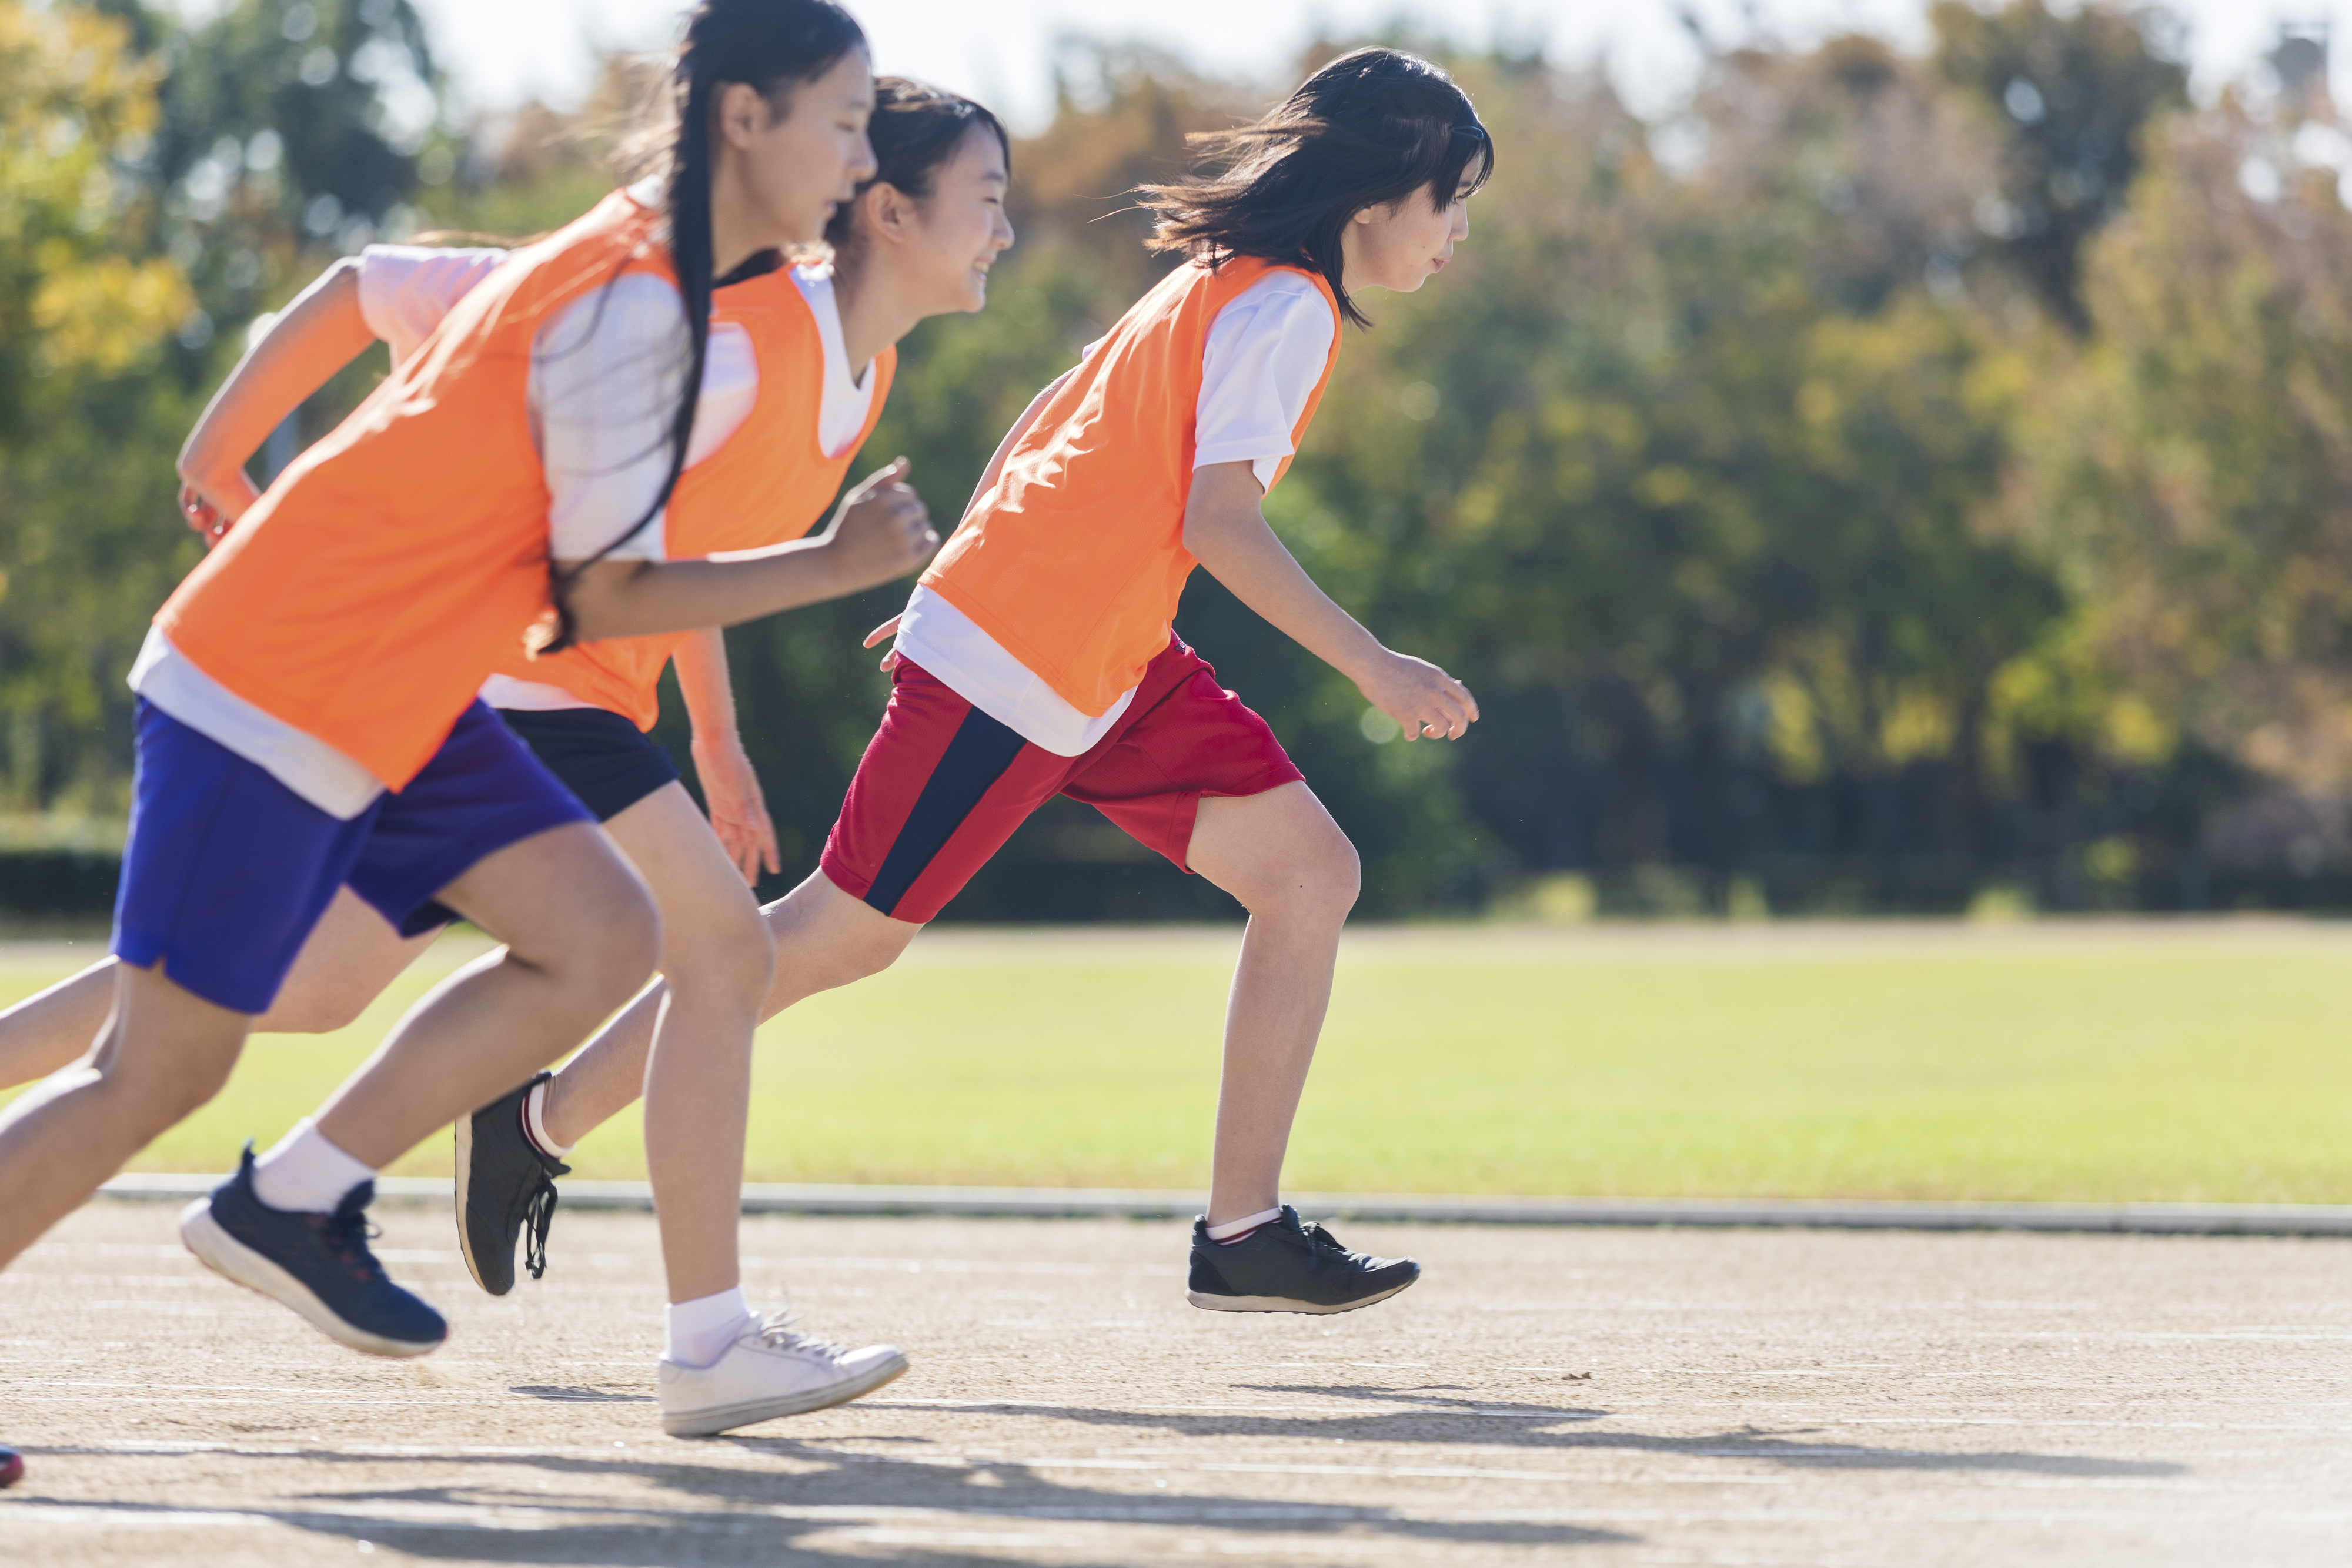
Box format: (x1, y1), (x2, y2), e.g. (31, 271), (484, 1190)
(657, 1314), (908, 1437)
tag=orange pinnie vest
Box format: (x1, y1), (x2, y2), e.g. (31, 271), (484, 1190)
(156, 190), (669, 790)
(921, 256), (1343, 716)
(487, 269), (897, 730)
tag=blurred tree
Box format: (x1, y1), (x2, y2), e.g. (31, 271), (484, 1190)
(0, 0), (452, 826)
(1931, 0), (2189, 332)
(0, 1), (197, 817)
(2004, 99), (2352, 800)
(19, 9), (2340, 917)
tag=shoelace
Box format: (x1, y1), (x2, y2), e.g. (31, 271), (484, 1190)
(521, 1172), (560, 1282)
(753, 1308), (848, 1360)
(318, 1209), (387, 1284)
(1299, 1219), (1358, 1260)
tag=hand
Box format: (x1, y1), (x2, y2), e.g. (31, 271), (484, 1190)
(863, 613), (903, 671)
(1355, 648), (1479, 742)
(179, 483), (232, 549)
(689, 730), (781, 887)
(819, 457), (937, 596)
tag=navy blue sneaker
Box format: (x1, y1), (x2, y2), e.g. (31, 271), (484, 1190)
(0, 1443), (22, 1487)
(1187, 1206), (1420, 1315)
(179, 1144), (446, 1358)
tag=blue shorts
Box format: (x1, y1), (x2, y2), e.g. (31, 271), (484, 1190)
(113, 699), (594, 1014)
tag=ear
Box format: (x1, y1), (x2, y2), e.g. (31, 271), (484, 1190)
(713, 82), (773, 153)
(858, 180), (916, 245)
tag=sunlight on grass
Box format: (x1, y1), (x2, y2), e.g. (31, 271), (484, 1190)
(5, 922), (2350, 1201)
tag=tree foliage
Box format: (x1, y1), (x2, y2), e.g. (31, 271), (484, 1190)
(9, 1), (2351, 914)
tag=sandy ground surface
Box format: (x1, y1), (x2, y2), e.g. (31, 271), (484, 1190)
(3, 1203), (2348, 1566)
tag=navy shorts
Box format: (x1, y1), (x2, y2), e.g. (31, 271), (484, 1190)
(497, 707), (680, 823)
(112, 698), (594, 1014)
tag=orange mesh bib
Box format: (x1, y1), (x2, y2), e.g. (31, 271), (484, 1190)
(157, 190), (670, 789)
(921, 256), (1342, 717)
(488, 271), (897, 730)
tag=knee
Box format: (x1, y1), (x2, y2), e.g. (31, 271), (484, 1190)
(1242, 832), (1360, 927)
(107, 1051), (236, 1137)
(550, 888), (663, 1009)
(667, 898), (775, 1012)
(603, 897), (666, 1000)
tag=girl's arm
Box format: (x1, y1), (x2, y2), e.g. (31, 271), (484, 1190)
(177, 258), (376, 524)
(1182, 460), (1478, 741)
(859, 366), (1077, 656)
(673, 627), (780, 885)
(564, 457), (938, 643)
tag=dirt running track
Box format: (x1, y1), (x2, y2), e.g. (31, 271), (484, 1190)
(3, 1202), (2348, 1566)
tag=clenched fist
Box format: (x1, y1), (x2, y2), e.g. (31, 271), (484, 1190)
(1356, 648), (1479, 742)
(819, 457), (938, 594)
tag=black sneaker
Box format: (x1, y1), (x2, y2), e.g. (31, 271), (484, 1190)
(1186, 1206), (1421, 1315)
(455, 1071), (569, 1296)
(179, 1145), (447, 1358)
(0, 1443), (22, 1488)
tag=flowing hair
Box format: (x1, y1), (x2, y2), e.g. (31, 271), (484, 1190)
(536, 0), (867, 655)
(1137, 48), (1492, 329)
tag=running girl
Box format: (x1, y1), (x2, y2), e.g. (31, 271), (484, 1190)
(0, 78), (1017, 1422)
(0, 0), (936, 1440)
(469, 45), (1491, 1315)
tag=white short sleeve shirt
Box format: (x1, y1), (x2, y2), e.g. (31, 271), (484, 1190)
(353, 245), (509, 366)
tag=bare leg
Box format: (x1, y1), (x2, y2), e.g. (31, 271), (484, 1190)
(1182, 783), (1361, 1226)
(0, 961), (251, 1269)
(538, 870), (918, 1149)
(313, 823), (658, 1169)
(593, 784), (773, 1304)
(0, 963), (115, 1093)
(0, 890), (436, 1094)
(255, 888), (440, 1034)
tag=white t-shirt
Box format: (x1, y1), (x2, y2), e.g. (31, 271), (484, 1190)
(485, 260), (872, 711)
(893, 270), (1335, 756)
(136, 225), (877, 810)
(353, 244), (506, 365)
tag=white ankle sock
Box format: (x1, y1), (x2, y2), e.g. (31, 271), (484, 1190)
(521, 1079), (575, 1159)
(1206, 1205), (1284, 1245)
(251, 1119), (376, 1215)
(665, 1286), (754, 1369)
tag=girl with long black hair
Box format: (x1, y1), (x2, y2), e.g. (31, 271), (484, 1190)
(503, 46), (1494, 1316)
(0, 0), (937, 1446)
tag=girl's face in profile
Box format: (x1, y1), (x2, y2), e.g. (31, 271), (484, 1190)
(1344, 170), (1477, 296)
(859, 123), (1015, 316)
(722, 49), (878, 249)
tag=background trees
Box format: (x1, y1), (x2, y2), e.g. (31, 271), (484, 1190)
(4, 0), (2347, 918)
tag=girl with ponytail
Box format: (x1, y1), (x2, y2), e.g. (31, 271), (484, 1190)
(510, 47), (1494, 1321)
(0, 0), (941, 1440)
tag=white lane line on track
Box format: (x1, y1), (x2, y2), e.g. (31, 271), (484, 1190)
(14, 1499), (2352, 1531)
(14, 1438), (2310, 1495)
(861, 1398), (1604, 1418)
(13, 1388), (2350, 1435)
(21, 1243), (1169, 1275)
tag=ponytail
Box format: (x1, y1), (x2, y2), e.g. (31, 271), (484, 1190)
(536, 0), (866, 656)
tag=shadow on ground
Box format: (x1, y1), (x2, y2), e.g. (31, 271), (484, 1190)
(3, 1437), (1636, 1565)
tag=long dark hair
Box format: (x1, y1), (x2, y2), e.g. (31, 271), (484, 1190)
(537, 0), (867, 654)
(822, 76), (1010, 254)
(1138, 48), (1493, 329)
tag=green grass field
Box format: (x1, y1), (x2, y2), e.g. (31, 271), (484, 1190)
(5, 921), (2350, 1202)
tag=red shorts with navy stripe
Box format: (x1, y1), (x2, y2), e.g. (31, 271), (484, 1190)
(820, 635), (1304, 923)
